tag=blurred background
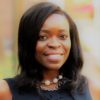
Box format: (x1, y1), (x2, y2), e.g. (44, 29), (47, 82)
(0, 0), (100, 99)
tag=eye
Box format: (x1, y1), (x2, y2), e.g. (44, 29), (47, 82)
(38, 35), (48, 41)
(59, 34), (68, 40)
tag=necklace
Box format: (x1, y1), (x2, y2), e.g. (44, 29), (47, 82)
(40, 84), (59, 91)
(41, 75), (63, 86)
(39, 75), (63, 91)
(38, 75), (69, 91)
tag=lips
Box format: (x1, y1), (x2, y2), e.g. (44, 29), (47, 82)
(43, 51), (64, 62)
(44, 51), (64, 56)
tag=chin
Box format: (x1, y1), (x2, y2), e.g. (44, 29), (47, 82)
(44, 64), (62, 70)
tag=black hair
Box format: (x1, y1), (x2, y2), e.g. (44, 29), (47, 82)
(15, 2), (86, 95)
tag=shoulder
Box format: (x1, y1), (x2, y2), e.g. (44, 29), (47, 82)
(0, 79), (10, 92)
(73, 76), (92, 100)
(83, 80), (92, 99)
(0, 79), (12, 99)
(76, 77), (92, 100)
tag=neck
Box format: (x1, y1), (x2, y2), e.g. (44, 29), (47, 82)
(43, 70), (59, 81)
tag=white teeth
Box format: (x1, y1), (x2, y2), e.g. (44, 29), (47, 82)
(48, 54), (61, 57)
(46, 54), (63, 61)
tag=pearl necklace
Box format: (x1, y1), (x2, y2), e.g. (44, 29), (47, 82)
(41, 75), (63, 86)
(40, 84), (59, 91)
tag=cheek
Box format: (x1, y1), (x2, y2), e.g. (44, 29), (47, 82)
(63, 40), (71, 59)
(35, 42), (46, 56)
(64, 40), (71, 51)
(36, 42), (43, 53)
(35, 43), (43, 62)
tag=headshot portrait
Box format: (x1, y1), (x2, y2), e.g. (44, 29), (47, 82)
(0, 2), (92, 100)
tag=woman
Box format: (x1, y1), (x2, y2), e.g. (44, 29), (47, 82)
(0, 2), (92, 100)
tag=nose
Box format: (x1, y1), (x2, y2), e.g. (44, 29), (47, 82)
(47, 37), (61, 49)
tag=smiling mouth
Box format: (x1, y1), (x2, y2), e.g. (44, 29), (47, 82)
(44, 52), (64, 56)
(44, 54), (64, 62)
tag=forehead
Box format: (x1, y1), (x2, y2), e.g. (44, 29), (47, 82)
(41, 14), (69, 30)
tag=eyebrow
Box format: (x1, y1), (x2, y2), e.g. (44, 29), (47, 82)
(40, 29), (50, 34)
(40, 29), (69, 34)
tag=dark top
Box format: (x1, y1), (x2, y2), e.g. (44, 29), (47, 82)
(5, 78), (92, 100)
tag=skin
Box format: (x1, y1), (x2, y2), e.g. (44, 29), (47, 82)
(0, 14), (71, 97)
(35, 14), (71, 80)
(0, 14), (71, 98)
(0, 80), (12, 100)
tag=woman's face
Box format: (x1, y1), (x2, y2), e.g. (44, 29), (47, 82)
(35, 14), (71, 70)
